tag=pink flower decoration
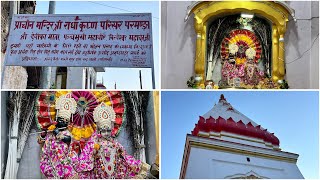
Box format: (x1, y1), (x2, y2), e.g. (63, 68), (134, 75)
(259, 71), (264, 77)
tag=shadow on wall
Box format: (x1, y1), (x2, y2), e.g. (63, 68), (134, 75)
(284, 16), (299, 87)
(285, 18), (300, 58)
(17, 125), (42, 179)
(181, 14), (196, 70)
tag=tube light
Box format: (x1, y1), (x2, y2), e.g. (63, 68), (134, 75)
(241, 13), (254, 18)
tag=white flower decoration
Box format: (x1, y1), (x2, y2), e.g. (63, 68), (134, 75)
(245, 48), (256, 59)
(228, 44), (239, 55)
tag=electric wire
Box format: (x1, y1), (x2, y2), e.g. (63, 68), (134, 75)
(87, 1), (159, 20)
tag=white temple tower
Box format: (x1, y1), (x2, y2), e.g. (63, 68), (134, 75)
(180, 94), (304, 179)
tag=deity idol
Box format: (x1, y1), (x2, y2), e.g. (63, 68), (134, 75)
(39, 94), (77, 179)
(92, 102), (150, 179)
(242, 48), (264, 85)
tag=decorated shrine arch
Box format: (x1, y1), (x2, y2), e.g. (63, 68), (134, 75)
(185, 1), (295, 89)
(225, 171), (268, 179)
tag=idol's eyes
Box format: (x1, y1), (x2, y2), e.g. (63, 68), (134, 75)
(100, 129), (106, 133)
(99, 126), (112, 131)
(99, 127), (112, 134)
(57, 117), (69, 123)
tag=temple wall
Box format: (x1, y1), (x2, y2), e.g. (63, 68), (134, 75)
(16, 127), (42, 179)
(1, 92), (9, 178)
(285, 1), (319, 89)
(161, 1), (319, 89)
(144, 92), (157, 165)
(185, 146), (304, 179)
(1, 1), (28, 89)
(310, 1), (319, 89)
(161, 1), (195, 89)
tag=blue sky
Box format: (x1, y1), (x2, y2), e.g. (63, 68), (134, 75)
(161, 91), (319, 179)
(36, 1), (159, 89)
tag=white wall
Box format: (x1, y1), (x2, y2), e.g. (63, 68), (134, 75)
(208, 132), (275, 150)
(16, 127), (42, 179)
(185, 146), (304, 179)
(161, 1), (196, 89)
(161, 1), (319, 89)
(285, 1), (319, 89)
(311, 1), (319, 89)
(66, 67), (84, 89)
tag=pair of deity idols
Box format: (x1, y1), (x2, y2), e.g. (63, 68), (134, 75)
(221, 43), (264, 87)
(37, 93), (150, 179)
(217, 29), (266, 87)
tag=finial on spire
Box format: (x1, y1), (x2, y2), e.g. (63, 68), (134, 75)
(219, 94), (226, 102)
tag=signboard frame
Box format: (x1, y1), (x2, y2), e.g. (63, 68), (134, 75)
(4, 13), (155, 88)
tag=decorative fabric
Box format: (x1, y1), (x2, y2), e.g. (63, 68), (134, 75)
(69, 91), (99, 140)
(222, 61), (245, 79)
(40, 131), (76, 179)
(221, 29), (262, 64)
(70, 91), (125, 140)
(68, 134), (96, 179)
(243, 64), (264, 85)
(62, 130), (147, 179)
(36, 91), (126, 139)
(92, 132), (143, 179)
(104, 91), (126, 137)
(35, 91), (69, 130)
(93, 103), (116, 130)
(135, 162), (151, 179)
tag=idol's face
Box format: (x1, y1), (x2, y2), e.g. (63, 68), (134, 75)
(100, 128), (112, 139)
(99, 123), (114, 139)
(56, 117), (69, 128)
